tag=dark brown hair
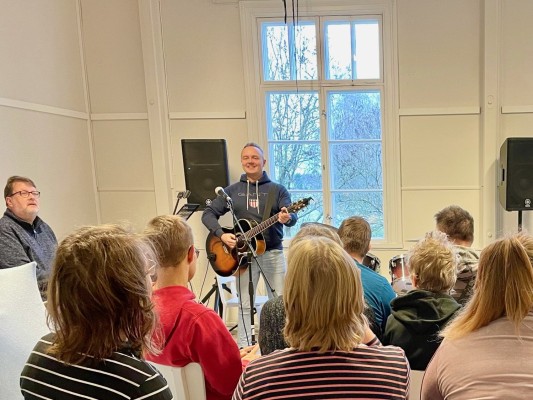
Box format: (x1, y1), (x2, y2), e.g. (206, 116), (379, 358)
(435, 205), (474, 243)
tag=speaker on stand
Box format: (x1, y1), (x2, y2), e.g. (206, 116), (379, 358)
(498, 137), (533, 231)
(181, 139), (230, 209)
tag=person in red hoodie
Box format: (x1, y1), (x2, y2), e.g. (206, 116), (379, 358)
(144, 215), (256, 400)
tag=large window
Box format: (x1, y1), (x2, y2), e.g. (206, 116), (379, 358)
(242, 2), (398, 243)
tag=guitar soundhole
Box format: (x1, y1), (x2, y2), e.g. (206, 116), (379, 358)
(236, 235), (246, 252)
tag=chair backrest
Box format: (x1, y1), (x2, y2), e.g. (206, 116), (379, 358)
(150, 362), (206, 400)
(409, 370), (425, 400)
(216, 275), (238, 306)
(0, 262), (50, 400)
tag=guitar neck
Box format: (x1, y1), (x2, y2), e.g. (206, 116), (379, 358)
(244, 212), (282, 241)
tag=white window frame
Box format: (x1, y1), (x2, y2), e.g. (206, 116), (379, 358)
(240, 0), (401, 249)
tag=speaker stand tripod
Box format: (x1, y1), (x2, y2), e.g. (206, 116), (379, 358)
(200, 278), (223, 318)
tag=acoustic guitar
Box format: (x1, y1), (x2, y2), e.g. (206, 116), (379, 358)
(206, 197), (312, 276)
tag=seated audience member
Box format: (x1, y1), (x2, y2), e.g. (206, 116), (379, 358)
(422, 233), (533, 400)
(258, 223), (382, 355)
(435, 205), (479, 305)
(0, 176), (57, 300)
(383, 231), (461, 370)
(234, 236), (409, 400)
(338, 216), (396, 332)
(20, 225), (172, 400)
(144, 215), (254, 400)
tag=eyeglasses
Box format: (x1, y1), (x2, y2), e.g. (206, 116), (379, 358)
(9, 190), (41, 198)
(145, 260), (157, 277)
(189, 246), (200, 258)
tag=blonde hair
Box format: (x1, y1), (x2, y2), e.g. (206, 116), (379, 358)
(47, 224), (158, 364)
(144, 215), (193, 268)
(284, 236), (366, 352)
(290, 223), (342, 247)
(408, 230), (458, 293)
(442, 232), (533, 340)
(338, 216), (371, 257)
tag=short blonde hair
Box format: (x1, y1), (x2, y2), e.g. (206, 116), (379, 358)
(144, 215), (193, 268)
(408, 231), (458, 293)
(290, 223), (342, 247)
(284, 236), (366, 352)
(442, 232), (533, 340)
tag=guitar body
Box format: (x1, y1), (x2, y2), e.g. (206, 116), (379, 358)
(206, 219), (266, 277)
(205, 197), (312, 277)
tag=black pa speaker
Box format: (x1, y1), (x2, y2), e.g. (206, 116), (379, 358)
(499, 137), (533, 211)
(181, 139), (229, 209)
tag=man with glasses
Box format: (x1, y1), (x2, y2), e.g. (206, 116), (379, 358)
(0, 176), (57, 300)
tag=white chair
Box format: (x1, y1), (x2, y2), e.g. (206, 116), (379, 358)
(149, 362), (206, 400)
(216, 275), (268, 326)
(409, 370), (425, 400)
(0, 262), (50, 400)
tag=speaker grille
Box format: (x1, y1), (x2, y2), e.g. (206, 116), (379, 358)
(181, 139), (229, 209)
(499, 137), (533, 211)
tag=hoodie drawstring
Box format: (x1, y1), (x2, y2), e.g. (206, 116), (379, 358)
(246, 179), (260, 213)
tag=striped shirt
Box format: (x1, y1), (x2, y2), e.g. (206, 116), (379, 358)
(20, 333), (173, 400)
(233, 344), (409, 400)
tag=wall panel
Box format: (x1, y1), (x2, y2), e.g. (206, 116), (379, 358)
(81, 0), (148, 113)
(0, 0), (85, 110)
(397, 0), (480, 108)
(0, 107), (97, 239)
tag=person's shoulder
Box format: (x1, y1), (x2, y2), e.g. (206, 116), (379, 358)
(264, 295), (284, 308)
(360, 342), (408, 360)
(0, 212), (13, 228)
(357, 262), (391, 284)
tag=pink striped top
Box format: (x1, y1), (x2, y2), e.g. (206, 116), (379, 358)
(232, 344), (409, 399)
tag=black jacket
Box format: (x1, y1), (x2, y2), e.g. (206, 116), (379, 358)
(383, 289), (461, 370)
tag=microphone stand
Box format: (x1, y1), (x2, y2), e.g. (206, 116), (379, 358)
(226, 197), (273, 346)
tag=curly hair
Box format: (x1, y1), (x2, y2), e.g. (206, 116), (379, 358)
(408, 230), (458, 293)
(435, 205), (474, 243)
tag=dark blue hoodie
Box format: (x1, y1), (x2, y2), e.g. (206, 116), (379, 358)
(201, 172), (297, 250)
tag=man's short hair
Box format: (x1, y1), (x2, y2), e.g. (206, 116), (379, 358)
(242, 142), (264, 154)
(408, 230), (458, 293)
(284, 236), (366, 352)
(4, 175), (36, 199)
(338, 216), (371, 257)
(435, 205), (474, 244)
(144, 215), (193, 268)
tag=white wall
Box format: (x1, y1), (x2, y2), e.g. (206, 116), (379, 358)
(0, 0), (97, 239)
(3, 0), (533, 302)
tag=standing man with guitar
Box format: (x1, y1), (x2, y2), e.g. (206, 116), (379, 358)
(202, 142), (297, 347)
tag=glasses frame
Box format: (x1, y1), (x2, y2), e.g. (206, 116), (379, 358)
(9, 190), (41, 198)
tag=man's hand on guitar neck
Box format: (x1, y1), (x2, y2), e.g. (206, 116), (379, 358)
(221, 232), (237, 249)
(278, 207), (291, 225)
